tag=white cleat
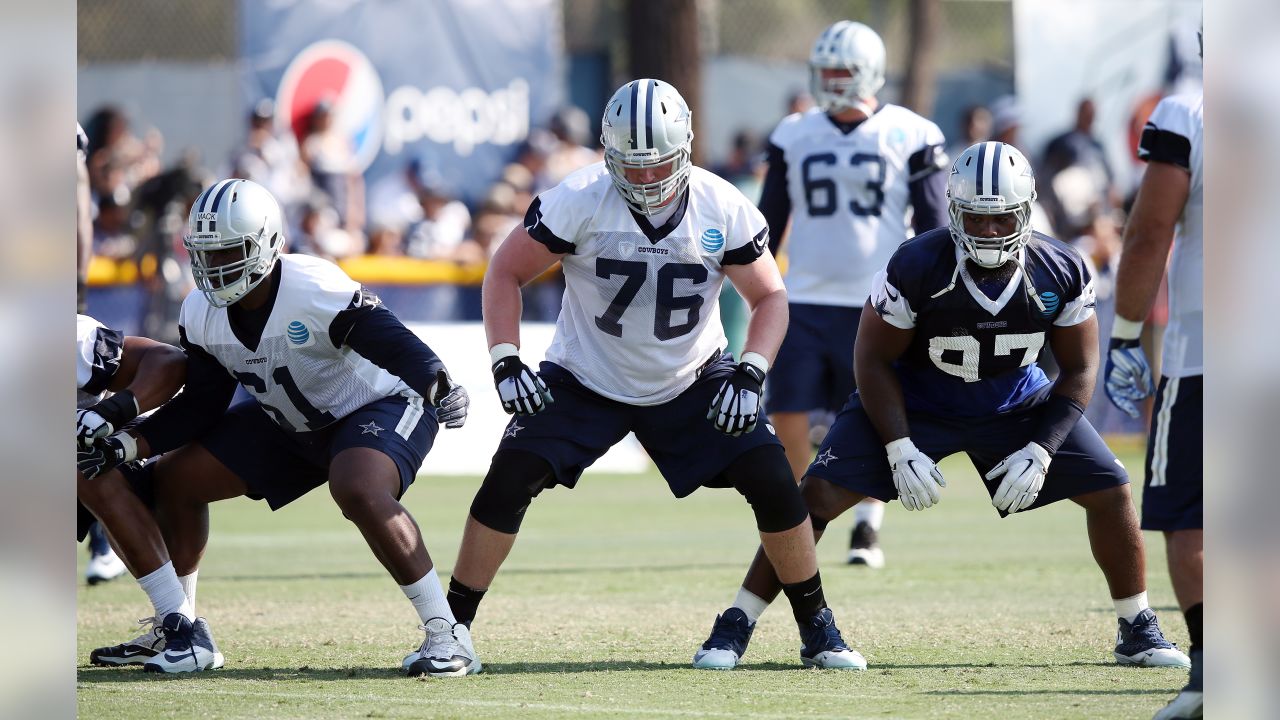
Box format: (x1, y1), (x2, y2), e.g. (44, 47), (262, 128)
(1152, 689), (1202, 720)
(799, 608), (867, 670)
(142, 614), (225, 673)
(86, 548), (127, 585)
(405, 618), (481, 677)
(90, 615), (165, 666)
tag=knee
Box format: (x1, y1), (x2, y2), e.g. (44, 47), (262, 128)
(329, 475), (380, 521)
(728, 446), (810, 533)
(1074, 483), (1133, 512)
(469, 450), (555, 534)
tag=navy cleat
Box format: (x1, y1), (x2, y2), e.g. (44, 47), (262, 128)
(142, 613), (225, 673)
(693, 607), (755, 670)
(846, 521), (885, 568)
(1114, 609), (1191, 668)
(405, 617), (481, 678)
(799, 608), (866, 669)
(1152, 648), (1202, 719)
(89, 615), (165, 666)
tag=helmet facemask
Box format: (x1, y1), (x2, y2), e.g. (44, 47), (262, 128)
(948, 200), (1034, 269)
(809, 64), (881, 115)
(808, 21), (886, 115)
(603, 146), (691, 217)
(186, 221), (278, 307)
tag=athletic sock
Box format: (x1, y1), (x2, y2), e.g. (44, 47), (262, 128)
(178, 570), (198, 616)
(1114, 591), (1150, 623)
(138, 562), (194, 620)
(1184, 602), (1202, 653)
(781, 571), (826, 626)
(87, 522), (111, 557)
(852, 500), (885, 531)
(731, 587), (769, 624)
(401, 567), (456, 626)
(447, 576), (488, 628)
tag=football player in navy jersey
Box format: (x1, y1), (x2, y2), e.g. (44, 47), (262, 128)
(438, 79), (865, 673)
(759, 20), (951, 569)
(85, 179), (475, 676)
(713, 141), (1189, 669)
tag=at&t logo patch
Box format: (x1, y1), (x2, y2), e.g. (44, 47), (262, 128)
(287, 320), (314, 347)
(700, 228), (725, 253)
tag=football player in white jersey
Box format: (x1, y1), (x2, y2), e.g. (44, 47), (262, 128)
(1107, 84), (1204, 719)
(86, 179), (476, 676)
(759, 21), (951, 568)
(439, 79), (865, 673)
(76, 315), (216, 667)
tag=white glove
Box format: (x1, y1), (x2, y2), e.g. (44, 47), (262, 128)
(490, 343), (553, 416)
(75, 408), (114, 449)
(886, 438), (946, 511)
(707, 353), (768, 437)
(986, 441), (1051, 513)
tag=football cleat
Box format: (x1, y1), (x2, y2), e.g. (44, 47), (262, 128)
(89, 615), (164, 666)
(799, 607), (866, 669)
(142, 614), (225, 673)
(846, 521), (885, 568)
(405, 617), (481, 678)
(1152, 648), (1202, 719)
(693, 607), (755, 670)
(1114, 609), (1191, 668)
(85, 547), (128, 586)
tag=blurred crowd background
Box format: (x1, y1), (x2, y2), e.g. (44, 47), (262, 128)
(77, 0), (1201, 435)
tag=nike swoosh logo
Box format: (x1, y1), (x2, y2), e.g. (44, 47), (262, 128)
(886, 289), (900, 302)
(163, 651), (195, 663)
(117, 647), (150, 658)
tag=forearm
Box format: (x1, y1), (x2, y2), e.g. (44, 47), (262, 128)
(1113, 227), (1173, 323)
(132, 380), (234, 457)
(856, 361), (910, 444)
(482, 270), (524, 350)
(127, 345), (187, 412)
(739, 288), (788, 364)
(342, 306), (447, 398)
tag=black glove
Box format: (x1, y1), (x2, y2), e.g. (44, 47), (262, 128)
(77, 433), (136, 480)
(76, 390), (139, 449)
(491, 352), (553, 416)
(707, 360), (767, 436)
(430, 370), (470, 429)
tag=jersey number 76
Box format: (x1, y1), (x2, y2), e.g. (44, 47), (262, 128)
(594, 258), (707, 341)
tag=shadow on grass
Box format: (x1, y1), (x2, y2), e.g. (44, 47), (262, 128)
(209, 562), (745, 584)
(923, 689), (1172, 696)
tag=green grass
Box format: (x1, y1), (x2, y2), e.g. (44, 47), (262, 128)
(78, 438), (1186, 719)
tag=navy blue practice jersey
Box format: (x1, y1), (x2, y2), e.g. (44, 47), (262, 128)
(868, 228), (1096, 417)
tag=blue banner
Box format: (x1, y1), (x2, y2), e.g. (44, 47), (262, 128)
(239, 0), (563, 204)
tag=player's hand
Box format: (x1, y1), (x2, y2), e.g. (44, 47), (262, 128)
(430, 370), (469, 429)
(491, 348), (553, 416)
(1105, 337), (1154, 419)
(707, 356), (767, 436)
(986, 441), (1051, 513)
(76, 390), (139, 449)
(886, 438), (946, 511)
(77, 432), (138, 480)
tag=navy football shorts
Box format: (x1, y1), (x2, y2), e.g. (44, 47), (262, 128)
(497, 354), (783, 498)
(1140, 375), (1203, 531)
(765, 303), (861, 414)
(199, 393), (438, 510)
(806, 393), (1129, 515)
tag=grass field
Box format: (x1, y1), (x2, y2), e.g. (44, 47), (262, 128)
(77, 438), (1188, 719)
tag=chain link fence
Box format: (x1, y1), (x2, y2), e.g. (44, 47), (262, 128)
(79, 0), (236, 62)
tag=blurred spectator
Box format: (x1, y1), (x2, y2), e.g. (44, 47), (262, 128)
(83, 105), (162, 205)
(459, 182), (523, 263)
(404, 173), (471, 260)
(76, 123), (92, 313)
(712, 129), (762, 191)
(291, 194), (363, 261)
(92, 184), (137, 260)
(131, 151), (209, 342)
(366, 156), (427, 241)
(543, 106), (602, 188)
(299, 98), (366, 234)
(786, 89), (815, 115)
(229, 99), (310, 220)
(1040, 98), (1119, 236)
(947, 104), (992, 160)
(989, 95), (1022, 150)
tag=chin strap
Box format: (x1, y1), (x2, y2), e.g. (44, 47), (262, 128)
(930, 246), (1046, 313)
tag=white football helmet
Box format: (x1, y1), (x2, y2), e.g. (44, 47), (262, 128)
(809, 21), (886, 114)
(600, 79), (693, 216)
(184, 178), (285, 307)
(946, 141), (1037, 268)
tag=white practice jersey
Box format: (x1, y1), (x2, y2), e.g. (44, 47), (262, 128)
(179, 254), (411, 433)
(770, 104), (945, 306)
(527, 163), (769, 405)
(1139, 91), (1203, 377)
(76, 314), (124, 409)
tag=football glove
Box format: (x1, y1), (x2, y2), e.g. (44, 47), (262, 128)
(1104, 320), (1154, 419)
(491, 345), (553, 416)
(707, 354), (767, 437)
(886, 437), (946, 511)
(77, 432), (138, 480)
(430, 370), (469, 429)
(986, 441), (1051, 514)
(76, 390), (140, 449)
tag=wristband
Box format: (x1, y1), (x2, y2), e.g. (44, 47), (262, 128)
(740, 351), (770, 374)
(489, 343), (519, 365)
(1111, 316), (1143, 341)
